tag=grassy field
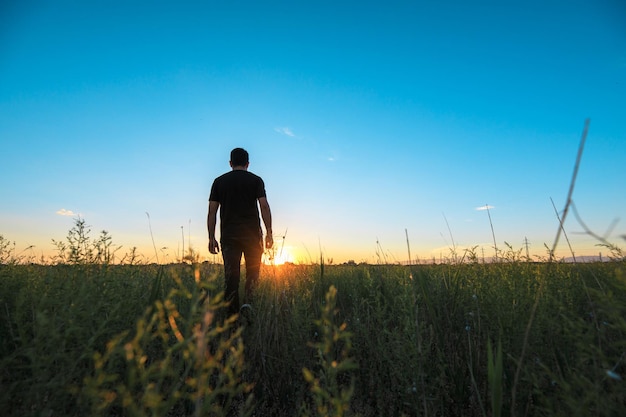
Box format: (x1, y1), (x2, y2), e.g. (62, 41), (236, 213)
(1, 223), (625, 416)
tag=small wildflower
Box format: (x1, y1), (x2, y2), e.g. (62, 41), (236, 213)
(472, 294), (477, 300)
(465, 325), (471, 332)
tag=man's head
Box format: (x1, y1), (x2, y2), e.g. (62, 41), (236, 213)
(230, 148), (249, 168)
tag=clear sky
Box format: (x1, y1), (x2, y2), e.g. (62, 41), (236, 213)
(1, 0), (625, 264)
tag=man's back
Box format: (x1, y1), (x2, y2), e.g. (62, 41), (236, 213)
(209, 170), (266, 239)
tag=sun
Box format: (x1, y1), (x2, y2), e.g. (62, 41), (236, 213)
(264, 246), (296, 265)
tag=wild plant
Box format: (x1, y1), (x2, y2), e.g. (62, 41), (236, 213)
(534, 261), (626, 417)
(82, 266), (253, 417)
(118, 246), (145, 265)
(302, 285), (357, 417)
(0, 234), (16, 264)
(2, 210), (626, 416)
(0, 263), (155, 416)
(51, 217), (121, 264)
(487, 336), (503, 417)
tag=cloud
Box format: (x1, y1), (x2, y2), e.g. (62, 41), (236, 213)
(475, 205), (495, 211)
(56, 208), (76, 216)
(274, 127), (295, 137)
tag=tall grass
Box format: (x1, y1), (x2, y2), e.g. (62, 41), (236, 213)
(1, 225), (625, 416)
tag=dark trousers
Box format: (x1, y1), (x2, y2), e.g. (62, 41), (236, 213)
(221, 235), (263, 316)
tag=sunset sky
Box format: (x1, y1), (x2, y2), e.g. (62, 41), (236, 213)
(1, 0), (625, 264)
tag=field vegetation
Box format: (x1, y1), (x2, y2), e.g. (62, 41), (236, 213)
(1, 219), (625, 416)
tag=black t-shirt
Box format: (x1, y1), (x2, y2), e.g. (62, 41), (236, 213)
(209, 170), (266, 239)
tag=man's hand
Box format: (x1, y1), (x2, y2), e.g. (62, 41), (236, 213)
(265, 234), (273, 249)
(208, 238), (220, 254)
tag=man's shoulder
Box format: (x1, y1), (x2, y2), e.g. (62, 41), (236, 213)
(216, 170), (263, 181)
(245, 171), (264, 181)
(213, 171), (237, 184)
(213, 171), (230, 182)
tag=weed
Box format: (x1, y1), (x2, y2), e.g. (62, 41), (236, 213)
(302, 285), (357, 417)
(1, 220), (625, 416)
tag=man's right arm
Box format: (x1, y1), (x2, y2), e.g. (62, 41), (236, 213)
(207, 200), (220, 254)
(258, 196), (273, 249)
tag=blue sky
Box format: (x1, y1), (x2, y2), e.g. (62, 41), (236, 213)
(1, 0), (625, 263)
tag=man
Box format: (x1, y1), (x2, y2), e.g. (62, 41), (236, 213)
(207, 148), (273, 318)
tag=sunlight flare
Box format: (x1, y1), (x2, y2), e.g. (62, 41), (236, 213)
(264, 245), (296, 265)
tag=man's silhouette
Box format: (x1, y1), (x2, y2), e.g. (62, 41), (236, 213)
(207, 148), (273, 317)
